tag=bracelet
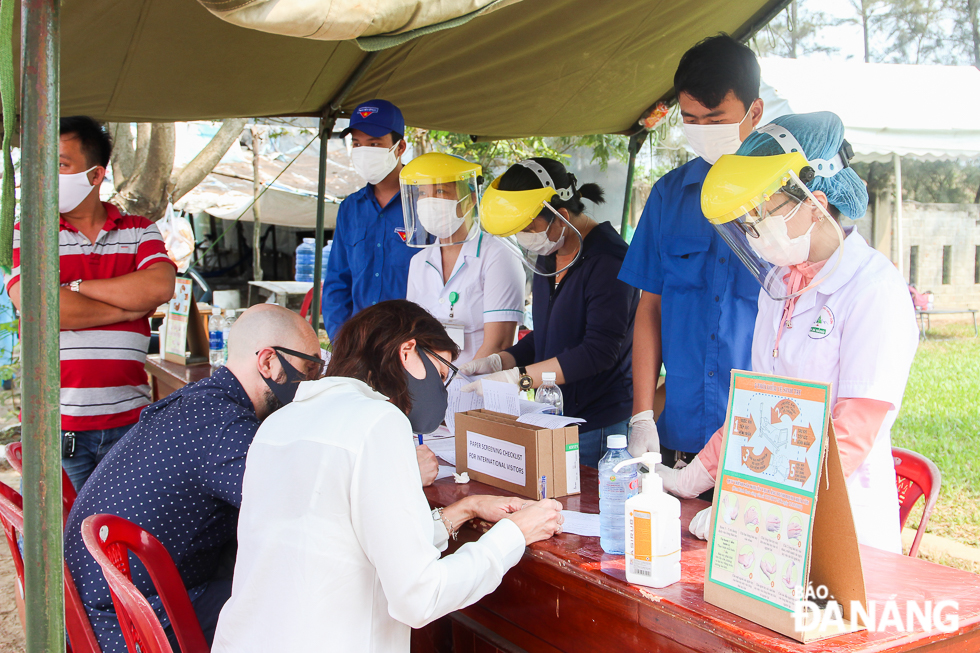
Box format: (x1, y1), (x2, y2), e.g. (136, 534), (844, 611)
(433, 507), (457, 540)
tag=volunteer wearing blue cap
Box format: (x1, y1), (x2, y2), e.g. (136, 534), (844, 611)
(619, 35), (764, 470)
(321, 99), (417, 340)
(656, 112), (919, 554)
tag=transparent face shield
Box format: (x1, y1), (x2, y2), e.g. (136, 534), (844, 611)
(402, 174), (481, 248)
(496, 202), (584, 278)
(712, 169), (846, 301)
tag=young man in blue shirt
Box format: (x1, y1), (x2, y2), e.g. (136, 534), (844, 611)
(321, 99), (416, 341)
(619, 35), (765, 469)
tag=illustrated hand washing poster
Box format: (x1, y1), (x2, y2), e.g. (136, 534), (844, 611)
(704, 371), (867, 643)
(708, 372), (828, 610)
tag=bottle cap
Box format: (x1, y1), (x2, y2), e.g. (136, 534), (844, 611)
(303, 237), (316, 243)
(607, 434), (627, 449)
(211, 307), (221, 315)
(542, 372), (556, 382)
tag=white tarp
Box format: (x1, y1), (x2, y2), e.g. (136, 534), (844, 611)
(759, 57), (980, 162)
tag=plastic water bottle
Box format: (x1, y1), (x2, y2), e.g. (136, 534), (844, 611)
(535, 372), (563, 415)
(320, 239), (332, 280)
(222, 309), (237, 364)
(209, 307), (226, 373)
(295, 238), (316, 282)
(599, 435), (639, 554)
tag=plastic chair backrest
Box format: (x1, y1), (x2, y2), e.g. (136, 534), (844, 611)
(0, 482), (102, 653)
(299, 288), (314, 322)
(81, 514), (209, 653)
(5, 441), (78, 521)
(893, 447), (942, 558)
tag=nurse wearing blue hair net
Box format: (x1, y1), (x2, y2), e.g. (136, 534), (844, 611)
(655, 112), (919, 554)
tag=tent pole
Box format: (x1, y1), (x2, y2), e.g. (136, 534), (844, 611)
(311, 51), (380, 335)
(619, 131), (646, 239)
(311, 120), (328, 333)
(19, 0), (65, 651)
(893, 152), (904, 279)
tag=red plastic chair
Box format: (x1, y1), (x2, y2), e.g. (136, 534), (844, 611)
(0, 481), (102, 653)
(299, 287), (315, 323)
(5, 441), (78, 521)
(81, 514), (209, 653)
(893, 447), (942, 558)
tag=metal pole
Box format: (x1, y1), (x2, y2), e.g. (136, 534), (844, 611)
(19, 0), (64, 651)
(893, 152), (904, 279)
(251, 126), (263, 282)
(310, 119), (328, 332)
(311, 51), (380, 335)
(619, 131), (646, 238)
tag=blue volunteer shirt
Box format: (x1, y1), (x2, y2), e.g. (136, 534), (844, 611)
(321, 184), (416, 340)
(618, 158), (759, 453)
(507, 222), (639, 431)
(63, 367), (259, 653)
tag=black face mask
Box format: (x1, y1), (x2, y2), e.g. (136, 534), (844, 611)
(404, 350), (448, 434)
(261, 351), (307, 409)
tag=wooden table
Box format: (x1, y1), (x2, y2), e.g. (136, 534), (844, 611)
(144, 355), (210, 402)
(419, 467), (980, 653)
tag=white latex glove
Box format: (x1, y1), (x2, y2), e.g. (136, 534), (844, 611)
(461, 367), (520, 395)
(459, 353), (502, 377)
(654, 457), (715, 499)
(627, 410), (659, 457)
(689, 506), (712, 540)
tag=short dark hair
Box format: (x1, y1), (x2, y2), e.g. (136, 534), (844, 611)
(496, 157), (605, 217)
(59, 116), (112, 168)
(390, 131), (404, 144)
(325, 300), (459, 415)
(674, 34), (760, 112)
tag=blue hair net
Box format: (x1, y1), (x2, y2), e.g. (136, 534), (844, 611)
(737, 112), (868, 220)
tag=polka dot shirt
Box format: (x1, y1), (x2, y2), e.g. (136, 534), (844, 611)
(63, 367), (259, 653)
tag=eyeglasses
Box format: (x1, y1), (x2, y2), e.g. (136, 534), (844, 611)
(419, 346), (458, 388)
(257, 346), (325, 380)
(737, 196), (798, 240)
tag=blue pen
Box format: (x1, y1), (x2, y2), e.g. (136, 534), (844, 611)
(417, 432), (424, 446)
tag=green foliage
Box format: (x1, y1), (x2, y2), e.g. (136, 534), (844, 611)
(751, 0), (845, 58)
(852, 160), (980, 204)
(407, 129), (630, 182)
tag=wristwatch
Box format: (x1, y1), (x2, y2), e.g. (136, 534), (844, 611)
(69, 279), (83, 293)
(517, 366), (533, 392)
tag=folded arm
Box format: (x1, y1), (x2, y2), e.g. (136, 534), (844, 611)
(76, 262), (176, 312)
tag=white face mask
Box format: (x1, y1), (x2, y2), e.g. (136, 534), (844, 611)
(417, 197), (466, 239)
(59, 166), (98, 213)
(351, 143), (399, 185)
(682, 107), (751, 165)
(748, 205), (815, 267)
(516, 223), (565, 255)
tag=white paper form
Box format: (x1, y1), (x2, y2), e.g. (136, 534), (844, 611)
(559, 510), (600, 537)
(426, 437), (457, 466)
(445, 377), (484, 434)
(482, 380), (520, 416)
(516, 413), (586, 429)
(436, 465), (455, 481)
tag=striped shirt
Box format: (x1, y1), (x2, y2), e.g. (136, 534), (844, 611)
(6, 202), (175, 431)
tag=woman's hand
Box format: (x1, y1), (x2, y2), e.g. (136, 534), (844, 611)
(505, 499), (564, 546)
(465, 496), (525, 524)
(459, 353), (502, 377)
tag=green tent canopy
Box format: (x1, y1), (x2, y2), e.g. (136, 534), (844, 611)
(46, 0), (784, 137)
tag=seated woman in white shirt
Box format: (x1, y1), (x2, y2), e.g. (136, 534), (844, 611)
(211, 299), (563, 653)
(402, 153), (525, 365)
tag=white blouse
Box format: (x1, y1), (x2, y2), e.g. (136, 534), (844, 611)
(211, 376), (526, 653)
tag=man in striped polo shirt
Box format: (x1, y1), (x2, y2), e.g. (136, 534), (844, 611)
(7, 116), (177, 490)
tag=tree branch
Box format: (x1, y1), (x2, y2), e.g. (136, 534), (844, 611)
(170, 118), (247, 202)
(109, 123), (135, 189)
(112, 123), (175, 221)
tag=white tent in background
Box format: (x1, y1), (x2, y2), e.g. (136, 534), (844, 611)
(759, 57), (980, 277)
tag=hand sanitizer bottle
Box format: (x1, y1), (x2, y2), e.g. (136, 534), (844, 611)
(613, 452), (681, 588)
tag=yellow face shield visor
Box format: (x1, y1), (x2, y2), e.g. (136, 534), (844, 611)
(480, 176), (558, 237)
(701, 152), (811, 226)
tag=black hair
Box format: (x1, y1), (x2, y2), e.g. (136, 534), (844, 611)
(390, 131), (404, 144)
(673, 33), (760, 112)
(59, 116), (112, 168)
(496, 157), (605, 216)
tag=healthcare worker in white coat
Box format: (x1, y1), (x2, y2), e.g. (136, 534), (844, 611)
(402, 153), (525, 364)
(654, 112), (919, 554)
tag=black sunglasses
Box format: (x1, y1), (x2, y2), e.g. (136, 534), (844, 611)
(419, 346), (458, 388)
(257, 346), (326, 379)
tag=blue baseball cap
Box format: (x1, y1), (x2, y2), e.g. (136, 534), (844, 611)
(342, 99), (405, 139)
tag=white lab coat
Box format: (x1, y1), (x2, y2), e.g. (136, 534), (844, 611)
(751, 229), (919, 553)
(211, 377), (526, 653)
(407, 231), (525, 364)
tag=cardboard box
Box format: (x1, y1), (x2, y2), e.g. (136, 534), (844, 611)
(454, 409), (580, 500)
